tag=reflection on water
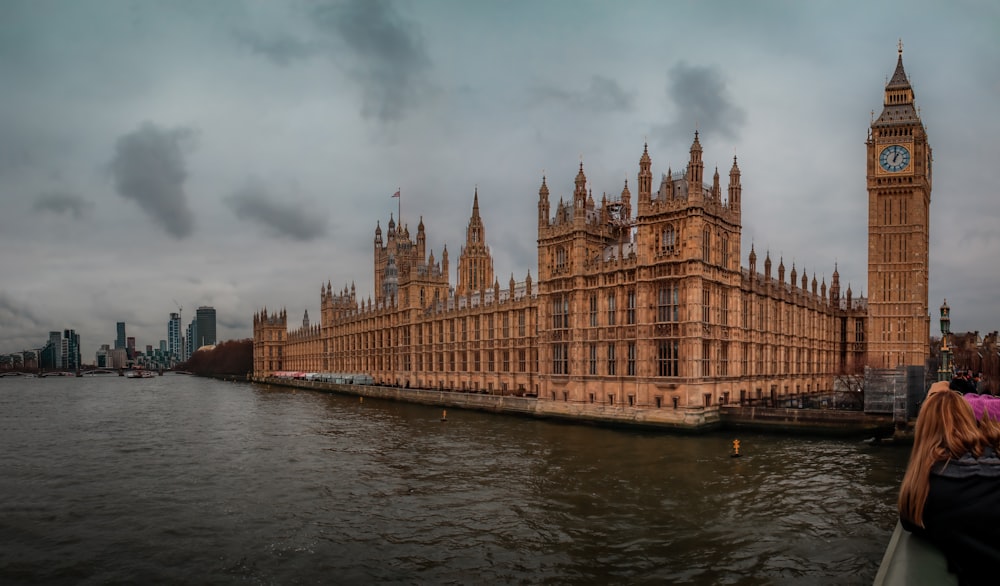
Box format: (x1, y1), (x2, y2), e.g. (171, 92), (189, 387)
(0, 375), (908, 584)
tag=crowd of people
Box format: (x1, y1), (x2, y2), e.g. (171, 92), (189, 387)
(949, 369), (985, 394)
(898, 375), (1000, 584)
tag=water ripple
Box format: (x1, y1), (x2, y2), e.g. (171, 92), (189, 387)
(0, 376), (909, 584)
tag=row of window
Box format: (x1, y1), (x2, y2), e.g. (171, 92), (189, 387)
(551, 341), (836, 378)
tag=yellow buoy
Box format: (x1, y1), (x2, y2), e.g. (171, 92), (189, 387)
(731, 438), (741, 458)
(441, 409), (447, 421)
(360, 396), (363, 403)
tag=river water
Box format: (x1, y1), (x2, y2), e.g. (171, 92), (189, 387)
(0, 374), (909, 585)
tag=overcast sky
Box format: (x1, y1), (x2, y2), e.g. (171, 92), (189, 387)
(1, 0), (998, 360)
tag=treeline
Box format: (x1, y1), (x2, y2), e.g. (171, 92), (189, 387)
(181, 339), (252, 377)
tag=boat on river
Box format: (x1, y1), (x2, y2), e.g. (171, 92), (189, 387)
(125, 370), (156, 379)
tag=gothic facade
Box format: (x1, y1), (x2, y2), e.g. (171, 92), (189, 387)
(253, 49), (930, 412)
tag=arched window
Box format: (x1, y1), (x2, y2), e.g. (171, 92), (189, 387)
(662, 225), (676, 254)
(720, 234), (729, 269)
(555, 246), (567, 270)
(702, 227), (711, 263)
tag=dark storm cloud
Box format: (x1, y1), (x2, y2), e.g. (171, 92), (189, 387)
(532, 75), (635, 112)
(110, 123), (196, 239)
(225, 184), (326, 242)
(309, 0), (431, 122)
(32, 192), (94, 219)
(655, 63), (746, 143)
(233, 29), (317, 66)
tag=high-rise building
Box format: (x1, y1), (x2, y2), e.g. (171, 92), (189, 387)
(63, 329), (81, 371)
(40, 331), (62, 370)
(115, 321), (126, 350)
(126, 336), (135, 360)
(48, 331), (63, 369)
(186, 319), (197, 357)
(168, 312), (182, 363)
(195, 306), (217, 348)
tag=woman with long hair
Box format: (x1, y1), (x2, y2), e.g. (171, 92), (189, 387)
(898, 381), (1000, 584)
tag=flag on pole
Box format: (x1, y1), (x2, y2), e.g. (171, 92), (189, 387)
(392, 189), (400, 198)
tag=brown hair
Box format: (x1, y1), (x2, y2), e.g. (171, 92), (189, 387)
(898, 382), (984, 527)
(979, 411), (1000, 452)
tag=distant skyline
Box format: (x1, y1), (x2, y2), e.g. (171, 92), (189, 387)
(1, 0), (998, 360)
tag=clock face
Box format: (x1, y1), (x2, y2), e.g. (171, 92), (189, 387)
(879, 145), (911, 172)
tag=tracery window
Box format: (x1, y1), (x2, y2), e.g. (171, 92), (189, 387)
(657, 339), (679, 377)
(657, 282), (679, 322)
(552, 295), (570, 329)
(661, 225), (677, 254)
(552, 344), (568, 375)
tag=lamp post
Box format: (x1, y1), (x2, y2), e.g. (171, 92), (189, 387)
(937, 300), (952, 382)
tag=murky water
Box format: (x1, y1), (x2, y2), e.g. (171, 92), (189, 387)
(0, 374), (908, 584)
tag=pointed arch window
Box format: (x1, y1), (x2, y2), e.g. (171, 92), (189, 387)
(662, 225), (677, 254)
(721, 234), (729, 269)
(556, 246), (567, 270)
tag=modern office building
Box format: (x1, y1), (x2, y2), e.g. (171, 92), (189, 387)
(96, 344), (110, 368)
(254, 49), (931, 415)
(115, 321), (126, 350)
(195, 306), (217, 348)
(49, 331), (63, 369)
(62, 329), (81, 371)
(39, 331), (63, 370)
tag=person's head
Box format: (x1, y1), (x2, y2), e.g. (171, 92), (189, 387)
(898, 381), (985, 527)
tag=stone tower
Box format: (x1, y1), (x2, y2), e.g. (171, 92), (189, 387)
(456, 188), (495, 297)
(866, 43), (932, 368)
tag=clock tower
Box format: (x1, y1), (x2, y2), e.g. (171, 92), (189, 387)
(866, 42), (932, 369)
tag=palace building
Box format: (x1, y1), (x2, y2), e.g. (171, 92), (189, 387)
(253, 49), (931, 415)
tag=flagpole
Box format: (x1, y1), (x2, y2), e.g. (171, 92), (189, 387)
(397, 187), (401, 229)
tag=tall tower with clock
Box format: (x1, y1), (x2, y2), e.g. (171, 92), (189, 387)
(866, 42), (932, 369)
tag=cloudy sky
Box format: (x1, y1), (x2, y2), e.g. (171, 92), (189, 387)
(1, 0), (997, 360)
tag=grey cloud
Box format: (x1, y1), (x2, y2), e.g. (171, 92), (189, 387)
(309, 0), (431, 122)
(233, 29), (317, 66)
(655, 63), (746, 143)
(0, 141), (35, 176)
(33, 192), (94, 219)
(218, 316), (249, 331)
(0, 291), (44, 349)
(225, 184), (326, 242)
(109, 122), (196, 239)
(533, 75), (635, 112)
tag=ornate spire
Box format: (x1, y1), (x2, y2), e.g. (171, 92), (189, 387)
(875, 42), (918, 126)
(574, 161), (587, 209)
(687, 131), (704, 189)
